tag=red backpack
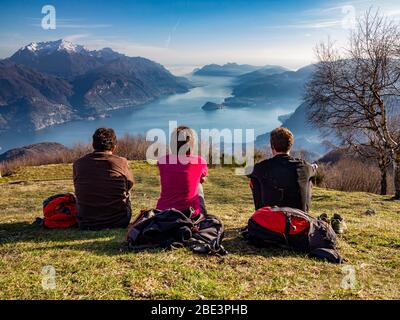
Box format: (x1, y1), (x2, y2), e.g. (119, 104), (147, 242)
(42, 193), (78, 229)
(243, 206), (342, 263)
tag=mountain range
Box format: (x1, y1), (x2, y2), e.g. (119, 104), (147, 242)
(0, 39), (192, 132)
(223, 64), (316, 108)
(193, 62), (324, 152)
(193, 63), (288, 77)
(1, 40), (324, 154)
(193, 63), (324, 153)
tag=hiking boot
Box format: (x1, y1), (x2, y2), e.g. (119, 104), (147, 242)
(318, 213), (330, 223)
(363, 208), (376, 216)
(331, 213), (347, 234)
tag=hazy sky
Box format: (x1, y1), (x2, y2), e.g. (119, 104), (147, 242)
(1, 0), (400, 71)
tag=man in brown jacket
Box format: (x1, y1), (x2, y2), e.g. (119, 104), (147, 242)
(73, 128), (134, 230)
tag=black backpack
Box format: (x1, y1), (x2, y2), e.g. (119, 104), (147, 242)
(127, 208), (227, 255)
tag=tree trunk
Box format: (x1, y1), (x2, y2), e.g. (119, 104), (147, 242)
(394, 150), (400, 200)
(380, 165), (388, 195)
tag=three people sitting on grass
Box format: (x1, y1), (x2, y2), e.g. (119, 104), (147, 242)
(72, 126), (315, 230)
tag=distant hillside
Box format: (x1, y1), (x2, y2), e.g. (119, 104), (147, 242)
(254, 102), (329, 155)
(280, 102), (316, 136)
(0, 60), (75, 131)
(0, 39), (193, 133)
(224, 64), (316, 107)
(228, 63), (335, 154)
(0, 142), (69, 162)
(317, 147), (380, 166)
(194, 63), (264, 77)
(69, 55), (192, 114)
(317, 148), (351, 165)
(277, 112), (293, 123)
(236, 65), (290, 83)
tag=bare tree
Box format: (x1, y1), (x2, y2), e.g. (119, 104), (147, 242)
(305, 9), (400, 197)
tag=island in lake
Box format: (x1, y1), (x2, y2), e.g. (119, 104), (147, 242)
(201, 101), (225, 111)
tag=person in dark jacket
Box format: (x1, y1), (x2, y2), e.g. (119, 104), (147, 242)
(247, 127), (317, 212)
(73, 128), (134, 230)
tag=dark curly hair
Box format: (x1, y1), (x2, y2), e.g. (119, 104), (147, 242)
(92, 128), (117, 151)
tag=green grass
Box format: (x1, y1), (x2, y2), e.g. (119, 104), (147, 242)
(0, 161), (399, 300)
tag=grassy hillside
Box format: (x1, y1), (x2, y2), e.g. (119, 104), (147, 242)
(0, 161), (399, 300)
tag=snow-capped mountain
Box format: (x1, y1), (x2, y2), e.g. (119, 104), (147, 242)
(22, 40), (122, 59)
(9, 39), (123, 78)
(24, 39), (87, 54)
(0, 39), (193, 132)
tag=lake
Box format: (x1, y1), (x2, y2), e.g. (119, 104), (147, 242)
(0, 75), (301, 153)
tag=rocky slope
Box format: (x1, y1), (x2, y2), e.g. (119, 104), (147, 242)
(0, 60), (75, 131)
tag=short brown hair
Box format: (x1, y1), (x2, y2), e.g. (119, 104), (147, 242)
(170, 126), (195, 155)
(270, 127), (294, 153)
(92, 128), (117, 151)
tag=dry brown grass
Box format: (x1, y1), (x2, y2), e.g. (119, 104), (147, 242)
(316, 158), (394, 195)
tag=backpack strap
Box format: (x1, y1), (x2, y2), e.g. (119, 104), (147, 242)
(284, 215), (292, 235)
(282, 210), (297, 245)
